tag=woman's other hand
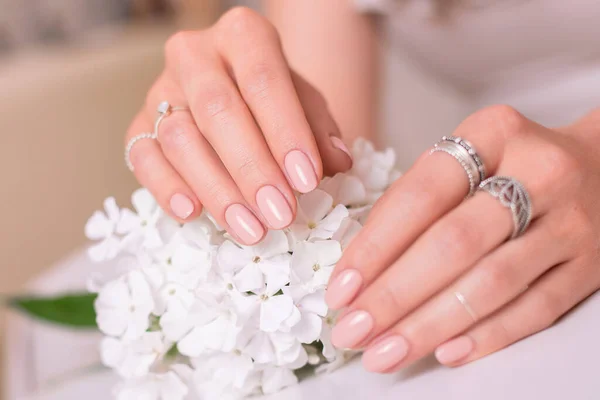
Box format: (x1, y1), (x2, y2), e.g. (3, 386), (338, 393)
(326, 105), (600, 371)
(125, 7), (353, 245)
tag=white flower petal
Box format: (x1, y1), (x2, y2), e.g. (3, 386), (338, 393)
(260, 295), (294, 332)
(254, 230), (289, 259)
(234, 263), (265, 293)
(290, 312), (322, 343)
(131, 188), (157, 217)
(217, 241), (251, 273)
(310, 204), (348, 240)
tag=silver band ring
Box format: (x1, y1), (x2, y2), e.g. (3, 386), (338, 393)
(154, 101), (189, 137)
(125, 132), (156, 172)
(478, 176), (532, 239)
(430, 136), (486, 197)
(454, 291), (477, 322)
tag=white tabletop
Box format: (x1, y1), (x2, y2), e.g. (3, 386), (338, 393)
(5, 248), (600, 400)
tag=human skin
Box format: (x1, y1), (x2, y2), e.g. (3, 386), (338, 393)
(126, 2), (600, 371)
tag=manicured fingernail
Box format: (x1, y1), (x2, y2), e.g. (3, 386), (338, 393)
(284, 150), (318, 193)
(331, 310), (374, 349)
(435, 336), (474, 365)
(170, 193), (194, 220)
(326, 269), (363, 310)
(256, 185), (293, 229)
(225, 204), (265, 245)
(362, 335), (409, 372)
(330, 136), (353, 160)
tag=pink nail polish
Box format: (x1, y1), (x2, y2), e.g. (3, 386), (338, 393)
(170, 193), (194, 220)
(225, 204), (265, 245)
(330, 136), (353, 160)
(256, 185), (293, 229)
(435, 336), (474, 365)
(331, 310), (374, 349)
(362, 335), (409, 372)
(326, 269), (363, 310)
(284, 150), (318, 193)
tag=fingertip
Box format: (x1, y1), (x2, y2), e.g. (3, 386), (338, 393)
(168, 192), (202, 222)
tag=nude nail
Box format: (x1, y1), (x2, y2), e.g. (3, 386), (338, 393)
(362, 335), (409, 372)
(284, 150), (318, 193)
(331, 310), (374, 349)
(330, 136), (353, 160)
(435, 336), (474, 365)
(325, 269), (363, 310)
(256, 185), (293, 229)
(225, 204), (265, 245)
(170, 193), (194, 220)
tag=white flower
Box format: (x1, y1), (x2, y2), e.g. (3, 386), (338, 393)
(217, 231), (291, 294)
(282, 286), (327, 344)
(192, 350), (255, 393)
(95, 270), (154, 340)
(290, 240), (342, 290)
(320, 173), (367, 207)
(163, 236), (212, 289)
(243, 331), (307, 368)
(85, 197), (122, 262)
(288, 189), (349, 243)
(260, 366), (298, 395)
(172, 293), (240, 356)
(114, 370), (188, 400)
(100, 332), (169, 378)
(118, 188), (177, 249)
(350, 138), (401, 202)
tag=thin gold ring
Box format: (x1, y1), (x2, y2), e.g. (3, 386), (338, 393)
(454, 291), (477, 322)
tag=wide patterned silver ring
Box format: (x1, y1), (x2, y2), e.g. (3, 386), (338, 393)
(154, 100), (189, 137)
(478, 176), (532, 239)
(430, 136), (486, 197)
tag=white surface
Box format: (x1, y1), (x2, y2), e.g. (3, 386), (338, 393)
(6, 247), (600, 400)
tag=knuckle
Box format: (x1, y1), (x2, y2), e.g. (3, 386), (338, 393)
(193, 81), (238, 120)
(477, 104), (528, 139)
(218, 6), (275, 39)
(157, 120), (190, 153)
(542, 143), (582, 183)
(346, 236), (385, 273)
(531, 290), (562, 329)
(164, 30), (195, 59)
(242, 62), (282, 100)
(436, 218), (482, 260)
(236, 155), (262, 181)
(475, 260), (513, 296)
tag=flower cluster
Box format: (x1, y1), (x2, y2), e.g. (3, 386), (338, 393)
(85, 139), (400, 399)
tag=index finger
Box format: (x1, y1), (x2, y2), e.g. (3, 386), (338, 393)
(325, 105), (524, 310)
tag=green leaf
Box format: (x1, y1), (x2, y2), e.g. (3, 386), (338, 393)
(8, 293), (98, 329)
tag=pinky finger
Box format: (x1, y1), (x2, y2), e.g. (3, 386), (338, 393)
(435, 256), (599, 366)
(126, 112), (202, 222)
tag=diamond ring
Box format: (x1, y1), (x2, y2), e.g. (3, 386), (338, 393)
(154, 101), (189, 137)
(430, 136), (486, 197)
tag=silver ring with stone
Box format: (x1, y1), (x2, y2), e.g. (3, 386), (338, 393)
(125, 132), (156, 172)
(154, 101), (189, 137)
(430, 136), (486, 197)
(478, 176), (532, 239)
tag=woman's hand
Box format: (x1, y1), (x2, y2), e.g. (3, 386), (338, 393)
(325, 105), (600, 372)
(125, 7), (352, 245)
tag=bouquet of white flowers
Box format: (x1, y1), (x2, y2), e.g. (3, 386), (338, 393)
(84, 139), (401, 400)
